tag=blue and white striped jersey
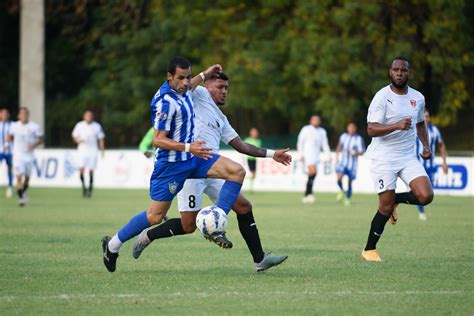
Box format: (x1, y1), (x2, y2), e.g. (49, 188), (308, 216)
(0, 120), (12, 154)
(416, 123), (443, 169)
(337, 132), (365, 171)
(150, 81), (195, 162)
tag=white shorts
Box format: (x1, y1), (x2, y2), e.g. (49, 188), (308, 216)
(13, 155), (35, 177)
(370, 158), (428, 193)
(303, 152), (320, 169)
(177, 178), (225, 212)
(77, 151), (98, 169)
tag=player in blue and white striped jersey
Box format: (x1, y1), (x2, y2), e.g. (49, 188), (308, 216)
(335, 122), (365, 205)
(101, 57), (247, 273)
(0, 108), (14, 198)
(414, 110), (448, 221)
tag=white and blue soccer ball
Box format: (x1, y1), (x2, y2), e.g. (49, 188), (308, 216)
(196, 206), (227, 236)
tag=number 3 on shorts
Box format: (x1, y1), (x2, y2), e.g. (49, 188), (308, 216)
(378, 179), (384, 190)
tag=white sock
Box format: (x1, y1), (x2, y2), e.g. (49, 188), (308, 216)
(108, 234), (123, 253)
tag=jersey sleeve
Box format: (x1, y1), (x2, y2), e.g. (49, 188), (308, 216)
(97, 124), (105, 139)
(367, 93), (386, 124)
(321, 129), (330, 153)
(220, 116), (238, 145)
(417, 97), (425, 123)
(154, 95), (176, 131)
(35, 124), (44, 138)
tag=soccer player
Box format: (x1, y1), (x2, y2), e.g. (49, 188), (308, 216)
(71, 110), (105, 198)
(361, 56), (433, 262)
(132, 72), (291, 271)
(0, 108), (14, 198)
(297, 115), (330, 204)
(335, 122), (365, 206)
(101, 57), (246, 273)
(243, 127), (261, 192)
(414, 110), (448, 221)
(6, 107), (44, 206)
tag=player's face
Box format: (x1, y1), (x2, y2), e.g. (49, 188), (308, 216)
(167, 66), (192, 94)
(347, 123), (356, 135)
(0, 110), (5, 121)
(389, 60), (410, 89)
(84, 111), (94, 123)
(207, 78), (229, 106)
(18, 109), (29, 123)
(310, 116), (320, 127)
(250, 128), (259, 138)
(424, 111), (431, 123)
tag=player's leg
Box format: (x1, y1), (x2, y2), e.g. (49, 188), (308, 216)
(395, 160), (433, 207)
(79, 167), (86, 197)
(344, 176), (353, 206)
(336, 170), (344, 202)
(5, 154), (14, 198)
(247, 159), (256, 193)
(88, 170), (94, 197)
(303, 164), (317, 203)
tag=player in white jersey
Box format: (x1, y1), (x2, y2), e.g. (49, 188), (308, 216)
(133, 72), (291, 271)
(414, 110), (448, 221)
(6, 107), (44, 206)
(0, 108), (14, 198)
(297, 115), (330, 203)
(72, 110), (105, 198)
(335, 122), (365, 206)
(361, 57), (434, 262)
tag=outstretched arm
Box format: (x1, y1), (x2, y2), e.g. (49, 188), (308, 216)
(228, 136), (292, 166)
(191, 64), (223, 90)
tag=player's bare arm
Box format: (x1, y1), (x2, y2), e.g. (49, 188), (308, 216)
(190, 64), (223, 91)
(416, 121), (431, 160)
(228, 136), (292, 166)
(152, 129), (213, 159)
(438, 141), (448, 173)
(367, 118), (411, 137)
(99, 138), (105, 157)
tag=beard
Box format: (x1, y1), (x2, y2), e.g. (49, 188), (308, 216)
(390, 77), (408, 89)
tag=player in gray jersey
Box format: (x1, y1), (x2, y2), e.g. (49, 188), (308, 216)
(133, 72), (291, 272)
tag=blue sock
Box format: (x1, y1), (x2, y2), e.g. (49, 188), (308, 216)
(117, 211), (151, 243)
(217, 181), (242, 214)
(417, 205), (425, 213)
(347, 185), (352, 199)
(8, 171), (13, 187)
(337, 179), (343, 191)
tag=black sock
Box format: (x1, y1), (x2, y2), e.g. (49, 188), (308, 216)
(237, 212), (265, 263)
(364, 211), (390, 251)
(89, 172), (94, 192)
(23, 183), (29, 193)
(147, 218), (186, 241)
(305, 175), (316, 196)
(17, 189), (24, 198)
(395, 191), (421, 205)
(80, 174), (85, 189)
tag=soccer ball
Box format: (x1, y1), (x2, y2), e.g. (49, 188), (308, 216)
(196, 206), (227, 236)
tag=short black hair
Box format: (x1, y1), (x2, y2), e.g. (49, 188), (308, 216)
(167, 56), (191, 75)
(391, 56), (410, 68)
(206, 72), (229, 82)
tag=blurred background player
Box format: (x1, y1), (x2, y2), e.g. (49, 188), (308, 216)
(297, 115), (330, 204)
(72, 110), (105, 198)
(138, 127), (154, 158)
(415, 110), (448, 221)
(133, 72), (291, 271)
(335, 122), (365, 206)
(6, 107), (44, 206)
(243, 127), (261, 192)
(0, 108), (14, 198)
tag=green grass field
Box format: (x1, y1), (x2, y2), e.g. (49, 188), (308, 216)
(1, 188), (473, 315)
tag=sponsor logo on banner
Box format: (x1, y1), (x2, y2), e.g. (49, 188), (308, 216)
(432, 165), (468, 190)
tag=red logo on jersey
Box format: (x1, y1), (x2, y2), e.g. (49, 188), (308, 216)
(410, 100), (416, 107)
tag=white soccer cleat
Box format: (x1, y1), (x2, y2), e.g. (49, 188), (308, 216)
(5, 187), (13, 199)
(418, 213), (428, 222)
(302, 195), (315, 204)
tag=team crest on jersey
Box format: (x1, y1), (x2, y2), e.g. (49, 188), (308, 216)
(168, 181), (178, 194)
(156, 112), (168, 121)
(410, 100), (416, 107)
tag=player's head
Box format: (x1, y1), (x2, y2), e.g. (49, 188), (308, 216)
(205, 72), (229, 106)
(0, 108), (8, 121)
(309, 115), (320, 127)
(249, 127), (259, 139)
(167, 56), (192, 94)
(347, 122), (357, 135)
(389, 56), (410, 89)
(18, 107), (29, 123)
(424, 110), (431, 124)
(83, 110), (94, 123)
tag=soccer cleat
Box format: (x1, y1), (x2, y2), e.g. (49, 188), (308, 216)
(132, 229), (152, 259)
(336, 191), (344, 202)
(419, 212), (428, 221)
(102, 236), (119, 272)
(204, 232), (233, 249)
(255, 252), (288, 272)
(361, 249), (383, 262)
(302, 195), (315, 204)
(343, 198), (351, 206)
(5, 187), (13, 199)
(389, 204), (399, 225)
(19, 196), (27, 207)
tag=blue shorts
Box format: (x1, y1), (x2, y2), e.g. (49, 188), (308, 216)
(336, 163), (357, 180)
(150, 154), (220, 201)
(0, 153), (12, 166)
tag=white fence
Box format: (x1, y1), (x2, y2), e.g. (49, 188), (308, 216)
(0, 149), (472, 196)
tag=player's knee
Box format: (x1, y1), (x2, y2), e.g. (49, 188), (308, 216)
(419, 191), (434, 205)
(379, 204), (394, 216)
(228, 164), (246, 181)
(233, 199), (252, 215)
(182, 222), (196, 234)
(146, 209), (166, 225)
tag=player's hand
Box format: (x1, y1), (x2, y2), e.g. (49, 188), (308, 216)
(144, 150), (153, 158)
(190, 141), (213, 160)
(203, 64), (222, 79)
(397, 118), (412, 131)
(273, 148), (292, 166)
(419, 146), (431, 160)
(442, 162), (448, 174)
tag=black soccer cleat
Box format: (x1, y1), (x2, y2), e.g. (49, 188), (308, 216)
(204, 232), (233, 249)
(101, 236), (118, 272)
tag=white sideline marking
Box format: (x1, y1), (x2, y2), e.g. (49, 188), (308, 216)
(0, 290), (469, 301)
